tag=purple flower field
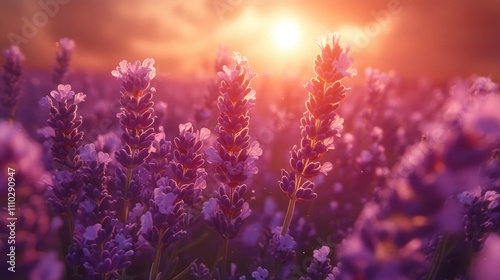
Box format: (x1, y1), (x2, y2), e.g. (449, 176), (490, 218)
(1, 2), (500, 280)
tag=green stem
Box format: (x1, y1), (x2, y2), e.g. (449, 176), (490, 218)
(222, 238), (229, 280)
(150, 238), (163, 280)
(66, 204), (74, 243)
(281, 198), (296, 236)
(123, 165), (133, 223)
(123, 147), (137, 224)
(175, 232), (209, 255)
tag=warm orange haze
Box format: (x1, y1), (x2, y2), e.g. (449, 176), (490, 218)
(1, 0), (500, 82)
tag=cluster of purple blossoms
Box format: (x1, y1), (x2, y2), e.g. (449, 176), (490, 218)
(1, 45), (25, 121)
(40, 84), (86, 172)
(39, 85), (86, 244)
(190, 262), (212, 280)
(147, 127), (172, 186)
(203, 53), (261, 238)
(53, 38), (76, 86)
(112, 58), (157, 223)
(298, 246), (334, 280)
(78, 144), (114, 227)
(139, 186), (186, 279)
(73, 217), (134, 279)
(338, 91), (500, 279)
(66, 144), (135, 279)
(169, 122), (210, 208)
(139, 122), (210, 278)
(202, 52), (261, 276)
(279, 32), (356, 237)
(268, 228), (297, 278)
(459, 86), (500, 254)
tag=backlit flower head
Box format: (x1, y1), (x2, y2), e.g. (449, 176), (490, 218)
(50, 84), (73, 101)
(314, 32), (357, 82)
(112, 58), (156, 95)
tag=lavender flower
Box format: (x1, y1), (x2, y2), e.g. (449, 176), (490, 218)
(170, 122), (210, 208)
(139, 186), (186, 279)
(269, 229), (297, 278)
(279, 32), (355, 236)
(147, 127), (172, 192)
(78, 144), (115, 227)
(191, 262), (212, 280)
(53, 38), (76, 86)
(314, 32), (357, 82)
(203, 52), (261, 278)
(203, 52), (261, 236)
(463, 193), (493, 251)
(112, 58), (157, 223)
(39, 84), (86, 261)
(298, 246), (333, 280)
(1, 45), (25, 121)
(39, 84), (86, 171)
(80, 218), (134, 279)
(251, 267), (269, 280)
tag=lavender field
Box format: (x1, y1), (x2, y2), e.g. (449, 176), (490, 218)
(1, 1), (500, 280)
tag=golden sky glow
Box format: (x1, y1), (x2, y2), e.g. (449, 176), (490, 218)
(273, 20), (301, 50)
(1, 0), (499, 82)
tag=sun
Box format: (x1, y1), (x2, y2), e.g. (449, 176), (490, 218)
(273, 20), (301, 49)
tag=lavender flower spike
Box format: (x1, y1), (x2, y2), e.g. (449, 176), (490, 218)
(39, 83), (86, 274)
(1, 45), (25, 121)
(203, 52), (261, 277)
(39, 84), (86, 171)
(53, 38), (76, 86)
(112, 58), (157, 223)
(280, 32), (355, 236)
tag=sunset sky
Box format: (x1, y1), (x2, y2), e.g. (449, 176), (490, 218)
(1, 0), (499, 82)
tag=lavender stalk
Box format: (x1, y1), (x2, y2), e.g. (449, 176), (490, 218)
(203, 52), (262, 277)
(279, 32), (356, 236)
(1, 45), (25, 122)
(112, 58), (157, 223)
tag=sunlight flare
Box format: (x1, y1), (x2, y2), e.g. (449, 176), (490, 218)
(273, 20), (301, 49)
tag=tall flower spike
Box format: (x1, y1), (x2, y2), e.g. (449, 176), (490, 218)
(53, 38), (76, 86)
(113, 58), (157, 223)
(39, 84), (86, 274)
(203, 52), (261, 277)
(280, 32), (355, 236)
(1, 45), (25, 121)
